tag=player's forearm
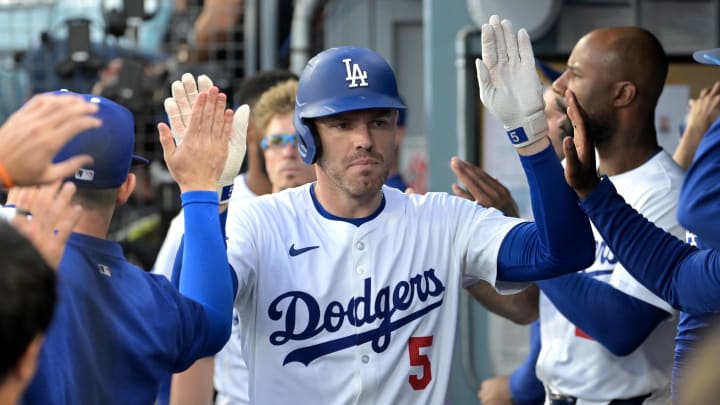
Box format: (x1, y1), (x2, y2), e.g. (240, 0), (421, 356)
(537, 273), (668, 356)
(678, 119), (720, 249)
(672, 124), (705, 170)
(581, 179), (720, 313)
(508, 321), (545, 404)
(170, 357), (215, 405)
(467, 282), (538, 324)
(497, 146), (594, 281)
(179, 191), (233, 353)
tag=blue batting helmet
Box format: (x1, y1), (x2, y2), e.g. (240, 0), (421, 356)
(294, 46), (407, 164)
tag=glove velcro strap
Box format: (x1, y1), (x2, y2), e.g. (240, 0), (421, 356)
(218, 183), (234, 204)
(504, 110), (549, 148)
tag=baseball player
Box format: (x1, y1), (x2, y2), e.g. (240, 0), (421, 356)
(562, 48), (720, 399)
(534, 27), (682, 404)
(218, 16), (595, 403)
(20, 89), (239, 404)
(153, 71), (300, 405)
(466, 25), (682, 404)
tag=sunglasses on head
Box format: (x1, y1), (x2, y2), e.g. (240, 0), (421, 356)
(260, 133), (299, 150)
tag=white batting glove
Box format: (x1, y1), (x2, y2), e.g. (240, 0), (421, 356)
(475, 15), (548, 148)
(163, 73), (214, 145)
(163, 73), (248, 204)
(219, 104), (249, 203)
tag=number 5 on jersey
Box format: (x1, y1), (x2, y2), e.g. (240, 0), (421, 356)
(408, 336), (433, 390)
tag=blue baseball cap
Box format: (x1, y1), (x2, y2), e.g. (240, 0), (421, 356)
(51, 91), (148, 188)
(693, 48), (720, 66)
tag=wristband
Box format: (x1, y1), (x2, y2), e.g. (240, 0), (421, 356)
(0, 161), (14, 188)
(505, 110), (549, 148)
(218, 182), (234, 204)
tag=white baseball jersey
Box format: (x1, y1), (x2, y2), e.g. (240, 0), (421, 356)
(537, 151), (684, 404)
(152, 174), (255, 405)
(226, 184), (525, 404)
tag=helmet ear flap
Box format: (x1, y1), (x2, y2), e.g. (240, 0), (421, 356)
(309, 122), (322, 164)
(295, 113), (317, 164)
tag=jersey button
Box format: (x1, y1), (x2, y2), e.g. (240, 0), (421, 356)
(356, 241), (365, 250)
(361, 354), (370, 363)
(356, 266), (365, 275)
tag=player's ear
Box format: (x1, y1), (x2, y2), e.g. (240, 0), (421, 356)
(613, 81), (636, 108)
(116, 173), (136, 206)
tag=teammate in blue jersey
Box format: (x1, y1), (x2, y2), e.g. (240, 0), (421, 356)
(560, 47), (720, 399)
(19, 89), (239, 405)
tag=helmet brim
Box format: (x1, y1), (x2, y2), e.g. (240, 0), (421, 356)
(298, 93), (407, 119)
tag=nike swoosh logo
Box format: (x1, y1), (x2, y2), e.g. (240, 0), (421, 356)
(289, 244), (319, 257)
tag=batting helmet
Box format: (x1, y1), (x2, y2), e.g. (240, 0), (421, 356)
(294, 46), (407, 164)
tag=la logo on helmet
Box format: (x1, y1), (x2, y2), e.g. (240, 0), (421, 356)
(342, 58), (368, 88)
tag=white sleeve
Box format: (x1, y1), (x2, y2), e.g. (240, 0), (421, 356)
(151, 211), (185, 281)
(226, 199), (260, 306)
(454, 201), (527, 294)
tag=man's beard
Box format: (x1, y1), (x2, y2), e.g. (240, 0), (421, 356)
(584, 111), (617, 145)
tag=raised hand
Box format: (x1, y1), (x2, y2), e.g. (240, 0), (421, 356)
(475, 15), (548, 151)
(563, 90), (599, 199)
(450, 157), (520, 217)
(164, 73), (214, 144)
(0, 94), (101, 187)
(164, 73), (248, 203)
(674, 81), (720, 169)
(158, 87), (234, 194)
(8, 181), (82, 269)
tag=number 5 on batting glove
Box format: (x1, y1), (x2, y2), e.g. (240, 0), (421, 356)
(475, 15), (548, 148)
(163, 73), (248, 204)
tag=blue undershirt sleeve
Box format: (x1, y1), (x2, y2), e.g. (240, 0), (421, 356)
(179, 191), (233, 355)
(497, 145), (595, 282)
(536, 273), (669, 356)
(171, 209), (238, 295)
(678, 118), (720, 249)
(170, 237), (182, 289)
(508, 321), (545, 405)
(581, 178), (720, 314)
